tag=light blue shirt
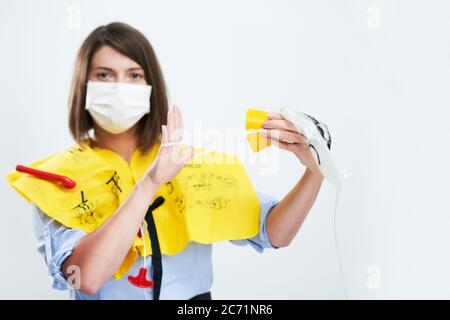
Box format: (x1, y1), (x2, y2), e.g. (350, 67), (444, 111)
(31, 191), (279, 300)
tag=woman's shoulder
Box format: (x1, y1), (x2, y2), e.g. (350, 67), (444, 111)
(6, 141), (116, 234)
(7, 142), (88, 187)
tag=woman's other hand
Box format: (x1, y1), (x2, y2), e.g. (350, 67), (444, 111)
(261, 112), (322, 176)
(143, 105), (194, 186)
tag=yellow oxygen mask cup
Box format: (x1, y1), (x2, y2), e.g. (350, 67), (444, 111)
(245, 109), (271, 152)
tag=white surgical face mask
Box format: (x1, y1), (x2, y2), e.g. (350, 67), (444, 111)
(85, 81), (152, 134)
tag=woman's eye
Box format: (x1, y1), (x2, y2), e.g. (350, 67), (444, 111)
(131, 73), (143, 80)
(97, 72), (109, 80)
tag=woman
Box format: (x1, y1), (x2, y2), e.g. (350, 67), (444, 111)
(7, 22), (324, 300)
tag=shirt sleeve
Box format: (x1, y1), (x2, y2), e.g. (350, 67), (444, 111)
(229, 191), (279, 253)
(31, 204), (87, 290)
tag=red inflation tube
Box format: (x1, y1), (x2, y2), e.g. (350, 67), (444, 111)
(16, 165), (77, 189)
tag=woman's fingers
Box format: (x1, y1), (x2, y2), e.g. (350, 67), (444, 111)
(166, 105), (184, 142)
(172, 105), (178, 131)
(174, 105), (182, 130)
(262, 129), (307, 145)
(173, 105), (183, 141)
(161, 125), (169, 143)
(263, 111), (309, 144)
(166, 107), (173, 140)
(262, 119), (297, 132)
(267, 112), (285, 120)
(176, 105), (184, 133)
(268, 137), (295, 152)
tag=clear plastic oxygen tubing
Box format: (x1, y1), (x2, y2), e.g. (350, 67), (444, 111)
(333, 187), (348, 299)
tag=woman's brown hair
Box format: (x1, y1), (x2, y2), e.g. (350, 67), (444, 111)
(68, 22), (168, 153)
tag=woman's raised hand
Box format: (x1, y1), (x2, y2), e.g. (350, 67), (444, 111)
(143, 105), (194, 186)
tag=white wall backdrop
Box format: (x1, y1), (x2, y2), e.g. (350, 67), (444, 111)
(1, 0), (449, 299)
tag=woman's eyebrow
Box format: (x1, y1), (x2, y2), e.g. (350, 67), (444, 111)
(93, 66), (143, 71)
(93, 66), (114, 71)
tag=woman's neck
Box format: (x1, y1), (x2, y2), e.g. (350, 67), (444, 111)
(91, 125), (139, 163)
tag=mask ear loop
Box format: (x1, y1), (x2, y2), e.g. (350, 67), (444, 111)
(128, 226), (154, 288)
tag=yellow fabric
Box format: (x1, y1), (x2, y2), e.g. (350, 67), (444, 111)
(6, 140), (260, 279)
(246, 109), (271, 152)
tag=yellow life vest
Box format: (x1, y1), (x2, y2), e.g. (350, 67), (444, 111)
(5, 140), (261, 279)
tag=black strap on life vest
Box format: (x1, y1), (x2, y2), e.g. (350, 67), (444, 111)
(190, 291), (212, 300)
(145, 196), (165, 300)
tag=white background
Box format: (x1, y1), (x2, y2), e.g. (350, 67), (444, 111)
(1, 0), (449, 299)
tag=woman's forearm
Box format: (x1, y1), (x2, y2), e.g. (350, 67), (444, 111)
(266, 168), (324, 247)
(62, 177), (160, 294)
